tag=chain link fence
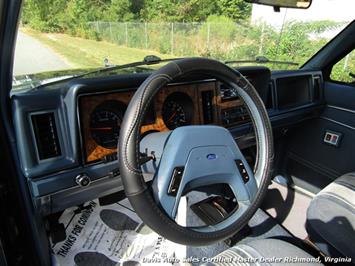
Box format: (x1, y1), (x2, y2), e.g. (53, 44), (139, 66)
(88, 22), (263, 58)
(88, 21), (349, 66)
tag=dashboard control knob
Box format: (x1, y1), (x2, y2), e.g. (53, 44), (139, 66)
(75, 174), (91, 187)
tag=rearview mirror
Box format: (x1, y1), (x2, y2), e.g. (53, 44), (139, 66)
(245, 0), (312, 9)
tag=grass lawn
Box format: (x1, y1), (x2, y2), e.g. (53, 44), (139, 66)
(22, 28), (173, 69)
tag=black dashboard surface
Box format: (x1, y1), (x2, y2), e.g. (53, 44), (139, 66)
(11, 66), (324, 215)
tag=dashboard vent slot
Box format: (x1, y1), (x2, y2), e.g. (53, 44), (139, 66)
(31, 112), (61, 160)
(219, 84), (239, 101)
(201, 90), (214, 124)
(265, 81), (274, 109)
(313, 75), (322, 101)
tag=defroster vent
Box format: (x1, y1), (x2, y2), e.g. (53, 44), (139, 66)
(31, 112), (61, 160)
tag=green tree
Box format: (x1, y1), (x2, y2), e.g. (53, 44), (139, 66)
(175, 0), (219, 22)
(105, 0), (134, 21)
(264, 20), (342, 63)
(140, 0), (178, 22)
(217, 0), (252, 21)
(130, 0), (145, 15)
(140, 0), (251, 22)
(22, 0), (68, 31)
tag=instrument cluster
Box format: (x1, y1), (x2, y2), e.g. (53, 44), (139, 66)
(88, 92), (194, 151)
(79, 86), (198, 163)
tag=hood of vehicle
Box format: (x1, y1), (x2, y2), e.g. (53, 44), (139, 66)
(12, 68), (94, 90)
(12, 67), (154, 91)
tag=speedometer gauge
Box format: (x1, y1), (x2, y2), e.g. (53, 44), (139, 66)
(162, 101), (187, 129)
(90, 101), (126, 149)
(162, 92), (194, 130)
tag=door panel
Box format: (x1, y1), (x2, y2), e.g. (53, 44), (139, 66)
(325, 82), (355, 110)
(279, 81), (355, 193)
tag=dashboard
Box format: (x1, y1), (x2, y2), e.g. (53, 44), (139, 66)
(11, 66), (324, 216)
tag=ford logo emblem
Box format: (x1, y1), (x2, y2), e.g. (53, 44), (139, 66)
(206, 154), (217, 160)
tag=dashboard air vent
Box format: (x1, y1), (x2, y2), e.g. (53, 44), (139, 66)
(31, 112), (61, 160)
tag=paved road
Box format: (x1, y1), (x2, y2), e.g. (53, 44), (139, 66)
(14, 31), (70, 76)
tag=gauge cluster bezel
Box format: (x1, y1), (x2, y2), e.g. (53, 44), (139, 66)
(78, 82), (203, 164)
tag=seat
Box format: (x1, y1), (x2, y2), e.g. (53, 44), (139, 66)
(206, 173), (355, 265)
(306, 172), (355, 260)
(204, 238), (320, 265)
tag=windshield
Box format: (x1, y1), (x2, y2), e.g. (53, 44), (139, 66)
(13, 0), (353, 86)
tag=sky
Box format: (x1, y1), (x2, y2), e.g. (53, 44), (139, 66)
(251, 0), (355, 28)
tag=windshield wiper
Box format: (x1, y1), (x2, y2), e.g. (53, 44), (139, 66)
(33, 55), (179, 89)
(82, 55), (180, 77)
(225, 56), (298, 66)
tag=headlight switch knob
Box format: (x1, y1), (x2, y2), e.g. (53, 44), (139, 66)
(75, 174), (91, 187)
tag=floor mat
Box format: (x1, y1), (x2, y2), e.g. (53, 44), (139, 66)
(51, 195), (228, 266)
(262, 181), (313, 239)
(52, 191), (291, 265)
(52, 199), (170, 265)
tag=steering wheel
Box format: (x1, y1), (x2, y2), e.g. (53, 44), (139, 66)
(118, 58), (273, 246)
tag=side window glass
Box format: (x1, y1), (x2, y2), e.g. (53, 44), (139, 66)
(330, 50), (355, 84)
